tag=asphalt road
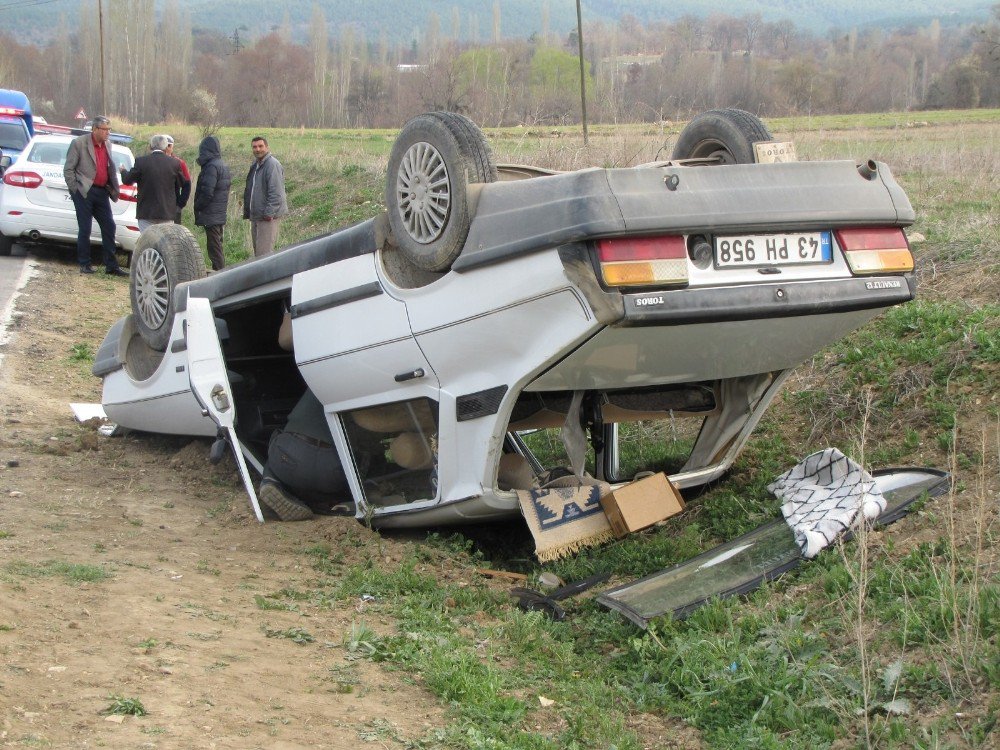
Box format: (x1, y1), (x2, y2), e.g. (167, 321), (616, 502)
(0, 244), (35, 367)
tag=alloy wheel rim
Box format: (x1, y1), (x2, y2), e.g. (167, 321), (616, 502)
(134, 247), (169, 330)
(395, 140), (451, 244)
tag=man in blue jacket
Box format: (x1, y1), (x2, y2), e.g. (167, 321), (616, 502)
(193, 136), (232, 271)
(242, 136), (287, 257)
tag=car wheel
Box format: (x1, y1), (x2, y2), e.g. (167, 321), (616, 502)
(386, 112), (497, 272)
(0, 233), (12, 257)
(130, 224), (205, 351)
(671, 108), (773, 164)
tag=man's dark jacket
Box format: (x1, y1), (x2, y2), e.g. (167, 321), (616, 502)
(120, 150), (183, 221)
(193, 136), (232, 228)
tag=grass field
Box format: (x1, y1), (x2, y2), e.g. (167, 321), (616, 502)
(133, 109), (997, 748)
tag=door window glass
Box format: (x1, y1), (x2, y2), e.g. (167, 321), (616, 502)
(341, 397), (438, 506)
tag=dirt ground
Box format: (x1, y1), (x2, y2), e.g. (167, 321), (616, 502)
(0, 256), (453, 748)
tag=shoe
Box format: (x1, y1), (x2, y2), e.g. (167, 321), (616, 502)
(79, 266), (95, 274)
(258, 478), (314, 521)
(106, 267), (129, 277)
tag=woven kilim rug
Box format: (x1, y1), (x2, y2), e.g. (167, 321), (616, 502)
(517, 484), (615, 562)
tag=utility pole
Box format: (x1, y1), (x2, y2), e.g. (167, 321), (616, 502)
(575, 0), (588, 145)
(98, 0), (107, 115)
(231, 28), (244, 54)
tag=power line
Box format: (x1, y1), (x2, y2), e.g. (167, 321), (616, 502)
(0, 0), (68, 11)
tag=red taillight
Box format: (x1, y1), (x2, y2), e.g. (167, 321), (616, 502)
(597, 236), (689, 287)
(2, 170), (43, 189)
(119, 184), (137, 202)
(0, 106), (26, 116)
(835, 227), (913, 274)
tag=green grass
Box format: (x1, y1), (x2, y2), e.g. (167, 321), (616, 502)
(69, 342), (94, 362)
(104, 695), (147, 717)
(5, 560), (110, 584)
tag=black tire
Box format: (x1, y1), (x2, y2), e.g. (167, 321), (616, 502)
(0, 233), (12, 257)
(386, 112), (497, 272)
(130, 224), (206, 351)
(671, 108), (773, 165)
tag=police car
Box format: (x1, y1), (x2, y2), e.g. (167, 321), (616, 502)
(0, 134), (140, 257)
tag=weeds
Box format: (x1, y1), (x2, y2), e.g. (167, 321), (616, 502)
(263, 626), (315, 645)
(342, 621), (378, 659)
(5, 560), (109, 584)
(68, 342), (94, 362)
(104, 695), (147, 716)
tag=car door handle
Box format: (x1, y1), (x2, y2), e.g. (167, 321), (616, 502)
(394, 368), (425, 382)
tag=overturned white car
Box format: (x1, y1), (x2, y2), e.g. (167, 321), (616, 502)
(93, 110), (916, 526)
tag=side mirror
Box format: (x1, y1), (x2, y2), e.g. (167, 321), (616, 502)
(0, 154), (10, 176)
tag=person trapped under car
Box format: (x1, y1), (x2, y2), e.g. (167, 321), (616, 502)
(257, 306), (354, 521)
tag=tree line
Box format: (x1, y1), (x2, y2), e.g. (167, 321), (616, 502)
(2, 0), (998, 130)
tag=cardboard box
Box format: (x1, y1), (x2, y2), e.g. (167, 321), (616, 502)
(600, 472), (685, 537)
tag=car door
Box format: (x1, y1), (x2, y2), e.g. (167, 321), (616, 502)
(185, 294), (265, 522)
(290, 254), (442, 517)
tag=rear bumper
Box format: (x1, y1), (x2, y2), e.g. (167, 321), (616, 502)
(0, 213), (140, 251)
(620, 275), (916, 326)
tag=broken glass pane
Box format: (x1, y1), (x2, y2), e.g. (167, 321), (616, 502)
(597, 468), (950, 627)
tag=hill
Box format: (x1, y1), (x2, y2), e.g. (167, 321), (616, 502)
(5, 0), (994, 46)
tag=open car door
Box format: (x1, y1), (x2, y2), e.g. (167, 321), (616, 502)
(185, 294), (265, 522)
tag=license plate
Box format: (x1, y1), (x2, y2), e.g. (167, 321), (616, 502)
(715, 231), (831, 268)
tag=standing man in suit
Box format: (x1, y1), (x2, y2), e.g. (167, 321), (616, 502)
(63, 115), (128, 276)
(120, 134), (185, 232)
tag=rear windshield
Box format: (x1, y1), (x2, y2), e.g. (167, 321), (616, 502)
(25, 141), (133, 171)
(0, 121), (30, 151)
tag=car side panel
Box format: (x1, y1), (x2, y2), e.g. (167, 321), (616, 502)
(387, 249), (602, 503)
(291, 254), (439, 412)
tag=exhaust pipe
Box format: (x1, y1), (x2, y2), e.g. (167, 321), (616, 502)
(857, 159), (879, 181)
(27, 229), (41, 241)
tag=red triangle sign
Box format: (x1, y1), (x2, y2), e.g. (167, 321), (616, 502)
(74, 108), (87, 120)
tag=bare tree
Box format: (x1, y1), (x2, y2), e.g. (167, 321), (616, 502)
(157, 0), (193, 120)
(108, 0), (156, 122)
(425, 12), (441, 64)
(347, 67), (385, 127)
(309, 4), (329, 127)
(742, 13), (763, 57)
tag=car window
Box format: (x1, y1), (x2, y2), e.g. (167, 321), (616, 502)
(111, 150), (133, 170)
(22, 142), (133, 171)
(341, 397), (439, 507)
(27, 143), (70, 165)
(0, 121), (30, 151)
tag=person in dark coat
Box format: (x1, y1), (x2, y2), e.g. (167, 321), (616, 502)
(193, 136), (232, 271)
(120, 134), (184, 231)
